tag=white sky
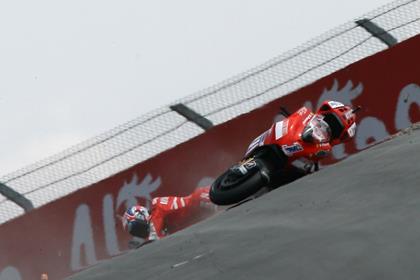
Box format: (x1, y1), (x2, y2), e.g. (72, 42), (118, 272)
(0, 0), (393, 176)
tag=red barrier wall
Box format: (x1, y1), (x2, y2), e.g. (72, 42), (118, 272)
(1, 34), (419, 279)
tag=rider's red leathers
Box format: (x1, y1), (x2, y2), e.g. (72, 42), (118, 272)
(147, 186), (215, 240)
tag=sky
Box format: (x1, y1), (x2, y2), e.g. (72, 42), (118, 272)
(0, 0), (394, 176)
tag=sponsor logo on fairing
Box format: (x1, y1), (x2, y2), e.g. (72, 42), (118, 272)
(297, 107), (308, 116)
(275, 120), (288, 140)
(303, 113), (314, 125)
(282, 142), (304, 156)
(246, 131), (268, 154)
(347, 122), (357, 137)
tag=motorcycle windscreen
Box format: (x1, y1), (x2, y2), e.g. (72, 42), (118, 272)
(301, 116), (331, 144)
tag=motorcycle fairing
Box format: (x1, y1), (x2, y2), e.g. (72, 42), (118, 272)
(263, 107), (331, 161)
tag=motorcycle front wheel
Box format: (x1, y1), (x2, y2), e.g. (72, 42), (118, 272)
(209, 161), (269, 205)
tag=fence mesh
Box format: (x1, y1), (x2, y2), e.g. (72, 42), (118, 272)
(0, 0), (419, 224)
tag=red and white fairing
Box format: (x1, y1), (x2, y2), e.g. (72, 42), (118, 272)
(246, 106), (332, 166)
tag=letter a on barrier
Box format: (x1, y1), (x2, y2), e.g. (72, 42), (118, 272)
(71, 204), (98, 271)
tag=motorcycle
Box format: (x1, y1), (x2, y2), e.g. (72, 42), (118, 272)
(209, 101), (359, 205)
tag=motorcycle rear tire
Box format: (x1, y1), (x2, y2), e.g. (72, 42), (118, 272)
(209, 168), (267, 205)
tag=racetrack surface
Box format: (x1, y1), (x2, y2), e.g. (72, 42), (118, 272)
(68, 125), (420, 280)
